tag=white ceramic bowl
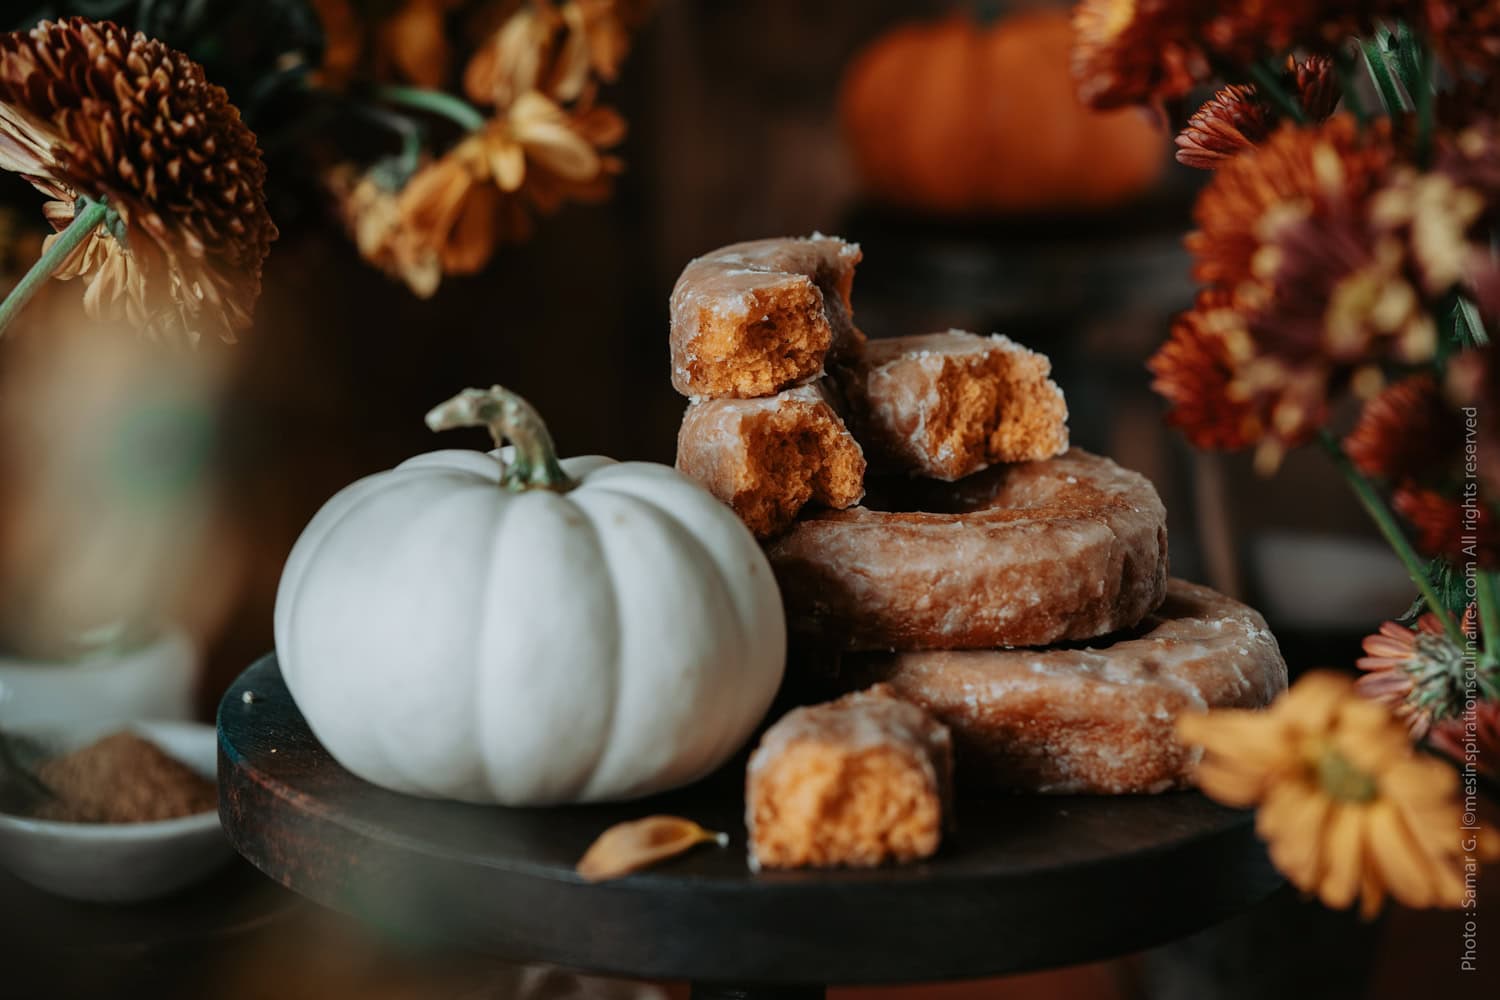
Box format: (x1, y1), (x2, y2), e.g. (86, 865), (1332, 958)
(0, 720), (230, 902)
(0, 628), (197, 729)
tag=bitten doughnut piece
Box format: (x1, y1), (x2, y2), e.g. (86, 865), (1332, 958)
(747, 684), (953, 870)
(670, 235), (865, 399)
(844, 331), (1069, 481)
(677, 383), (866, 538)
(840, 580), (1288, 794)
(766, 449), (1169, 651)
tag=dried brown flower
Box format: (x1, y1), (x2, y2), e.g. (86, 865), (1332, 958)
(465, 1), (652, 108)
(1344, 374), (1460, 482)
(0, 19), (276, 343)
(1071, 0), (1210, 109)
(377, 0), (462, 89)
(326, 163), (441, 297)
(337, 92), (622, 294)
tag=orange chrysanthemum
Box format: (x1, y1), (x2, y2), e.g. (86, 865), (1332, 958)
(1147, 291), (1265, 449)
(1344, 374), (1459, 482)
(1071, 0), (1210, 109)
(1357, 611), (1474, 737)
(1188, 115), (1395, 294)
(1179, 671), (1500, 916)
(0, 19), (276, 343)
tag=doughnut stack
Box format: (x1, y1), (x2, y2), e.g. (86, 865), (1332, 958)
(668, 235), (1288, 870)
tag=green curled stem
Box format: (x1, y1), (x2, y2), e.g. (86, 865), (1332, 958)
(426, 385), (578, 494)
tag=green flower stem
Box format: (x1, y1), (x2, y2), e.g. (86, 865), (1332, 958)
(1247, 61), (1306, 124)
(1319, 432), (1465, 645)
(372, 85), (486, 133)
(1478, 573), (1500, 671)
(1361, 39), (1409, 113)
(0, 197), (109, 339)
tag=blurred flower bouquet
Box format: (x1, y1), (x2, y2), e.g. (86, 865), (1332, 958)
(1070, 1), (1500, 913)
(0, 0), (652, 339)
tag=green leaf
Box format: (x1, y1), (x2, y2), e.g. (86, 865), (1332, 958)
(1403, 558), (1471, 624)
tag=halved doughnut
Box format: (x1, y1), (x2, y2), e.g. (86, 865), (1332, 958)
(841, 331), (1069, 481)
(676, 382), (866, 539)
(670, 235), (864, 399)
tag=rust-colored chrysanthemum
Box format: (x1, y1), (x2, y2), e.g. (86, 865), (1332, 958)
(1188, 116), (1395, 295)
(1446, 347), (1500, 495)
(1429, 700), (1500, 778)
(0, 19), (276, 343)
(1203, 3), (1393, 62)
(1179, 671), (1500, 916)
(1344, 374), (1460, 482)
(1176, 84), (1277, 169)
(1071, 0), (1210, 109)
(1357, 611), (1473, 737)
(1423, 0), (1500, 75)
(1147, 290), (1265, 449)
(1176, 56), (1340, 170)
(1393, 485), (1499, 568)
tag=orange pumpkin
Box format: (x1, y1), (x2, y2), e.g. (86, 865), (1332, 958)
(839, 9), (1167, 215)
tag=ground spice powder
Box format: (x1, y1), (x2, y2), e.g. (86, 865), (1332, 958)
(31, 732), (217, 823)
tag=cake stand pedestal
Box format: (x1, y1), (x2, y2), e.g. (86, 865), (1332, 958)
(218, 655), (1282, 998)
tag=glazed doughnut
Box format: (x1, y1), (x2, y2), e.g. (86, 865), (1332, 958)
(765, 448), (1168, 650)
(838, 580), (1288, 794)
(746, 683), (953, 869)
(670, 234), (865, 399)
(842, 331), (1069, 481)
(676, 381), (866, 539)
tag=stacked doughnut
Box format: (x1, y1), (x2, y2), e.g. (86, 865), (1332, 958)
(669, 235), (1288, 870)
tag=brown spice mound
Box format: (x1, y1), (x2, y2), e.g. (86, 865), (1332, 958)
(31, 732), (217, 823)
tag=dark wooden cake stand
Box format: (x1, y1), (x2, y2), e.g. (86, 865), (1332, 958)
(218, 655), (1282, 999)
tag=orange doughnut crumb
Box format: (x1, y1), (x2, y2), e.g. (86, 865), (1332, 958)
(746, 685), (952, 870)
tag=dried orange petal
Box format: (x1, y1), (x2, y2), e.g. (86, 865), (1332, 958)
(576, 815), (728, 882)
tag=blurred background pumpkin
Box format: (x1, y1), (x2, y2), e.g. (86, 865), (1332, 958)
(838, 7), (1168, 216)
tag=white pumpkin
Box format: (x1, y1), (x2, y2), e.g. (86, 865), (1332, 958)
(274, 386), (786, 805)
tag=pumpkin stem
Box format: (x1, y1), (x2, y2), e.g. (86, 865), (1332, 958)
(425, 386), (579, 493)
